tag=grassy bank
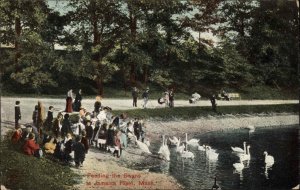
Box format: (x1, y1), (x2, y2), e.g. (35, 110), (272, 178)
(0, 135), (80, 190)
(112, 104), (298, 120)
(2, 85), (297, 100)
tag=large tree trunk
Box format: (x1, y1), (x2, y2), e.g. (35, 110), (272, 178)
(129, 11), (137, 85)
(14, 10), (21, 71)
(142, 64), (148, 84)
(96, 77), (104, 96)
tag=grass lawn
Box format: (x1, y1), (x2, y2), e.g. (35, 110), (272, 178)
(0, 134), (80, 190)
(112, 104), (298, 120)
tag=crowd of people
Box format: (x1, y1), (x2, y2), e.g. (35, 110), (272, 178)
(11, 91), (148, 168)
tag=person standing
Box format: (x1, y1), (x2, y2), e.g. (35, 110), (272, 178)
(94, 96), (102, 115)
(15, 101), (21, 128)
(142, 87), (149, 108)
(37, 101), (45, 138)
(32, 105), (38, 127)
(61, 114), (72, 137)
(65, 89), (73, 113)
(44, 106), (54, 132)
(53, 113), (63, 138)
(85, 121), (94, 146)
(164, 91), (169, 108)
(210, 94), (217, 113)
(169, 88), (174, 108)
(73, 89), (82, 112)
(73, 135), (86, 168)
(131, 87), (139, 107)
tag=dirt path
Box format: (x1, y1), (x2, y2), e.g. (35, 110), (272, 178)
(1, 96), (297, 124)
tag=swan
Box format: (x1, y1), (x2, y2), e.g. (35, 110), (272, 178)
(185, 133), (200, 147)
(211, 177), (220, 190)
(233, 158), (244, 171)
(264, 151), (274, 166)
(158, 135), (170, 161)
(198, 144), (206, 151)
(206, 146), (219, 160)
(239, 145), (251, 161)
(231, 142), (246, 154)
(180, 138), (194, 160)
(180, 149), (195, 159)
(246, 125), (255, 130)
(176, 138), (185, 153)
(168, 136), (179, 145)
(132, 135), (152, 154)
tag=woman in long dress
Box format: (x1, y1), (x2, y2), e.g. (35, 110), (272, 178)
(65, 89), (73, 113)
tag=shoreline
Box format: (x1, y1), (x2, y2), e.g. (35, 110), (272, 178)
(72, 113), (298, 190)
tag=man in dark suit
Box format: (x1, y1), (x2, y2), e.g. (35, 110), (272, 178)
(15, 101), (21, 128)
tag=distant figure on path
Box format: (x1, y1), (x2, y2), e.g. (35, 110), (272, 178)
(44, 106), (54, 132)
(32, 105), (38, 127)
(142, 87), (149, 108)
(37, 101), (45, 137)
(132, 87), (139, 107)
(94, 96), (102, 115)
(73, 89), (82, 112)
(15, 101), (21, 128)
(164, 91), (169, 107)
(210, 94), (217, 112)
(169, 88), (174, 108)
(65, 89), (73, 113)
(221, 90), (230, 101)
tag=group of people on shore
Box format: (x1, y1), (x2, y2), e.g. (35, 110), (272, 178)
(11, 93), (148, 168)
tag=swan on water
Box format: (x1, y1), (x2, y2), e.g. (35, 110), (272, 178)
(176, 138), (185, 153)
(179, 136), (194, 159)
(239, 145), (251, 161)
(185, 133), (200, 146)
(231, 142), (246, 154)
(198, 144), (206, 151)
(206, 146), (219, 160)
(233, 158), (244, 171)
(158, 135), (170, 161)
(168, 136), (179, 145)
(264, 151), (274, 166)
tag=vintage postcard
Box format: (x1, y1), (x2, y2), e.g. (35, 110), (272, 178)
(0, 0), (299, 190)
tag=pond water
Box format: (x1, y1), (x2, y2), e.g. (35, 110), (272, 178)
(147, 125), (299, 190)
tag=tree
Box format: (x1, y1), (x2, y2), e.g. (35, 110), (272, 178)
(67, 0), (126, 95)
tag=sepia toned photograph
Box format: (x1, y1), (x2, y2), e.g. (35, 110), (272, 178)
(0, 0), (299, 189)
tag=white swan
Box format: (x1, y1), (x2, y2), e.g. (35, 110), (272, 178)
(158, 135), (170, 161)
(206, 146), (219, 160)
(233, 158), (244, 171)
(246, 125), (255, 130)
(239, 145), (251, 161)
(231, 142), (246, 154)
(176, 138), (185, 153)
(264, 151), (274, 166)
(180, 148), (195, 160)
(185, 133), (200, 146)
(132, 135), (152, 154)
(168, 136), (179, 145)
(198, 144), (206, 151)
(179, 136), (194, 159)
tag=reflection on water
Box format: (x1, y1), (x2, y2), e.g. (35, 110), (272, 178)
(148, 125), (299, 190)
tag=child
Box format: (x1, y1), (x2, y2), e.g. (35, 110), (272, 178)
(73, 135), (86, 168)
(114, 130), (122, 158)
(11, 125), (22, 144)
(23, 133), (40, 156)
(81, 131), (89, 154)
(85, 121), (94, 146)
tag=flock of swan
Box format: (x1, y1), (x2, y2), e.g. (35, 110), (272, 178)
(131, 125), (276, 174)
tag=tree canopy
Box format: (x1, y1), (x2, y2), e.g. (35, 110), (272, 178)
(0, 0), (298, 96)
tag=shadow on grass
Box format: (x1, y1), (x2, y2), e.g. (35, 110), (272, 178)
(0, 133), (80, 190)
